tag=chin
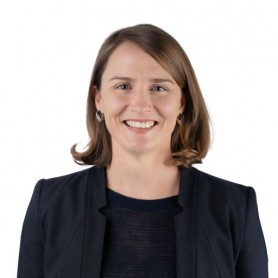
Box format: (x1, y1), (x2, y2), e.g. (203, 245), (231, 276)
(122, 141), (152, 153)
(127, 145), (152, 154)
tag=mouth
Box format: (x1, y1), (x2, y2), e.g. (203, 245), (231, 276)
(124, 120), (158, 129)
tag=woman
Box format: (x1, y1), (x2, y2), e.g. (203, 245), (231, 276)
(17, 24), (268, 277)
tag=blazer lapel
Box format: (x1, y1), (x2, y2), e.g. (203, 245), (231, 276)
(81, 167), (107, 278)
(175, 167), (198, 278)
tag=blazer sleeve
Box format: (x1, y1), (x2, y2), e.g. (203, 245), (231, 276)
(17, 180), (44, 278)
(235, 187), (268, 278)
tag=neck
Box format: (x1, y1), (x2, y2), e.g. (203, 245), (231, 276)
(106, 149), (180, 200)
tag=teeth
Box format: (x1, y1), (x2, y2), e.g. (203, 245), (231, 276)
(126, 121), (155, 128)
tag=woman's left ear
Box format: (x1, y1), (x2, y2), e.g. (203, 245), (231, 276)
(180, 94), (185, 113)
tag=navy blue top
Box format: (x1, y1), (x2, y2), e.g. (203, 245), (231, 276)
(100, 188), (182, 277)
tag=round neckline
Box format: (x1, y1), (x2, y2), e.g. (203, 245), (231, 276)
(106, 187), (179, 212)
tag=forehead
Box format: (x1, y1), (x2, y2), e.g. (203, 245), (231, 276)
(102, 42), (174, 80)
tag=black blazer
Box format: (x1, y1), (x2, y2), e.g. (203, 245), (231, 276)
(17, 166), (268, 277)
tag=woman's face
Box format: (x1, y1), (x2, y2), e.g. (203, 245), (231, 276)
(95, 42), (184, 157)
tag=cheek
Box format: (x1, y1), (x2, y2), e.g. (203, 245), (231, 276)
(158, 98), (182, 118)
(102, 95), (127, 116)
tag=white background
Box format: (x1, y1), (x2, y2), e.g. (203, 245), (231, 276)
(1, 0), (277, 276)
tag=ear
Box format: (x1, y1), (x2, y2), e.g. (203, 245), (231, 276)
(93, 85), (103, 111)
(179, 93), (186, 113)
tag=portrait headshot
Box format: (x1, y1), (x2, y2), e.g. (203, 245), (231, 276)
(0, 0), (277, 277)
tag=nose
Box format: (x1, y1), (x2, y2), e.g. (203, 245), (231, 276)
(129, 90), (152, 114)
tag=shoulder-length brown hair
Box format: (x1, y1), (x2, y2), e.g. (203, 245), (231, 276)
(71, 24), (211, 167)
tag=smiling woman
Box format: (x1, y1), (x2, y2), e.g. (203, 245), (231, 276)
(71, 24), (211, 168)
(17, 24), (268, 278)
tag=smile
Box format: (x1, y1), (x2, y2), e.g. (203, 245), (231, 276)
(125, 120), (156, 129)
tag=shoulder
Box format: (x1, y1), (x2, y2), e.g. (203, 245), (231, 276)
(42, 166), (94, 185)
(181, 167), (254, 224)
(192, 167), (251, 203)
(35, 166), (101, 209)
(39, 166), (92, 192)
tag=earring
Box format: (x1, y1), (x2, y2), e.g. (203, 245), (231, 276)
(96, 110), (104, 123)
(177, 113), (184, 125)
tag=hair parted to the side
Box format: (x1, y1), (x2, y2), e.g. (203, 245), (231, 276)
(71, 24), (211, 167)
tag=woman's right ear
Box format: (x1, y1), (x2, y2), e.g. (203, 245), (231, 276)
(93, 85), (102, 111)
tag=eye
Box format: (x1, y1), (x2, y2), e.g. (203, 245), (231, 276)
(151, 85), (167, 92)
(116, 83), (130, 90)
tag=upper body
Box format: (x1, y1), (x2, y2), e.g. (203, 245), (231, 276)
(18, 166), (268, 277)
(17, 24), (268, 277)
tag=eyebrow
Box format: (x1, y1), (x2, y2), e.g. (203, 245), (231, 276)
(109, 76), (175, 84)
(109, 76), (134, 82)
(151, 78), (175, 84)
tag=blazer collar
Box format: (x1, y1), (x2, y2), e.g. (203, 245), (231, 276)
(81, 166), (198, 278)
(81, 166), (107, 277)
(175, 166), (198, 278)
